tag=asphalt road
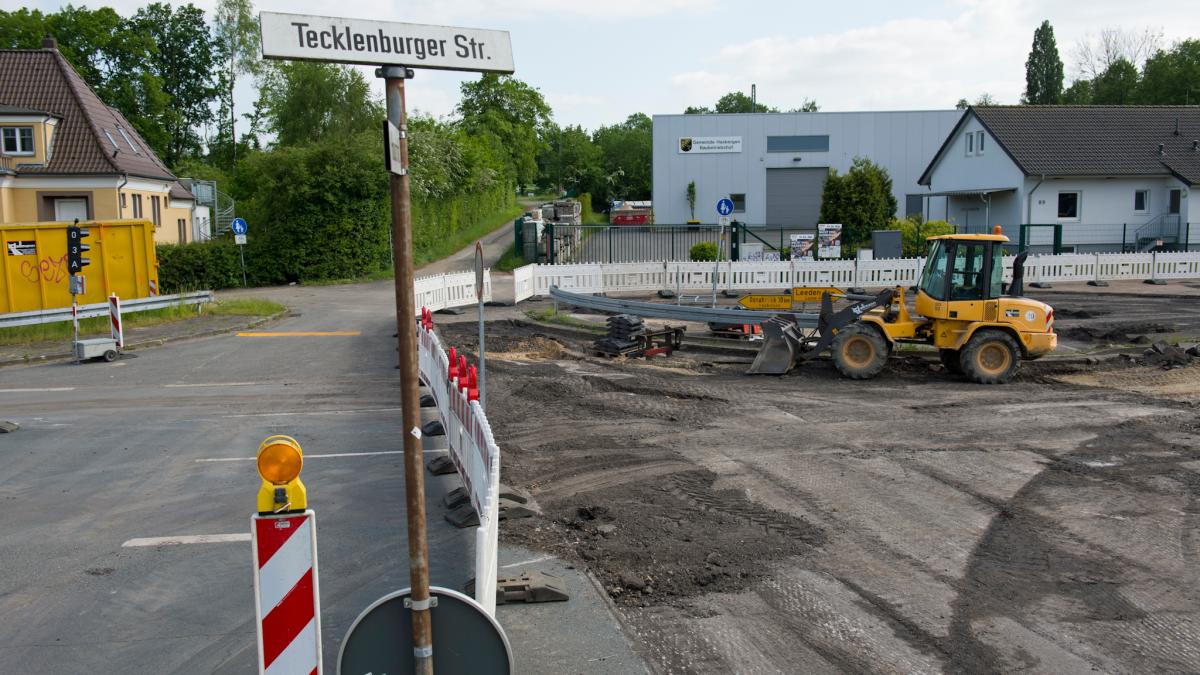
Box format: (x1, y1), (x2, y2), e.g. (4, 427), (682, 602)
(0, 280), (642, 674)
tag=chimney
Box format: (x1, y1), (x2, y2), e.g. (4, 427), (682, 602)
(1193, 140), (1199, 152)
(41, 35), (57, 50)
(1175, 118), (1181, 136)
(1158, 143), (1165, 155)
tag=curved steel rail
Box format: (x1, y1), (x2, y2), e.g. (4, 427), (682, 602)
(549, 285), (820, 327)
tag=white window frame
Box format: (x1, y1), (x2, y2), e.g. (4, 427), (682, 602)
(976, 131), (985, 154)
(1057, 191), (1081, 222)
(117, 127), (141, 154)
(102, 129), (119, 150)
(2, 126), (36, 155)
(1134, 189), (1150, 214)
(966, 132), (975, 155)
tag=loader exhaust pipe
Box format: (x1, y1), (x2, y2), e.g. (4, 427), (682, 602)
(1009, 251), (1028, 297)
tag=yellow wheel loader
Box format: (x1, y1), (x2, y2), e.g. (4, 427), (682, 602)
(749, 230), (1057, 383)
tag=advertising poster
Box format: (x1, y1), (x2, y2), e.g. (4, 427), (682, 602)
(818, 224), (843, 258)
(789, 233), (815, 260)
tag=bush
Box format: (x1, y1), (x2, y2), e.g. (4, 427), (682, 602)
(156, 240), (246, 293)
(690, 241), (718, 261)
(820, 157), (898, 253)
(894, 217), (954, 257)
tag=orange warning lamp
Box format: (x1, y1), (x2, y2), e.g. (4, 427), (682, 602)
(256, 435), (308, 514)
(993, 225), (1004, 235)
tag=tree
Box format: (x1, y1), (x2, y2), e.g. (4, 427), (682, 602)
(685, 90), (818, 114)
(538, 123), (602, 195)
(130, 3), (220, 166)
(974, 93), (998, 106)
(1060, 79), (1094, 104)
(457, 74), (552, 189)
(1024, 20), (1064, 104)
(1139, 40), (1200, 104)
(789, 99), (820, 112)
(256, 61), (382, 147)
(213, 0), (261, 169)
(955, 98), (970, 110)
(1092, 58), (1139, 104)
(1073, 27), (1161, 81)
(592, 113), (652, 204)
(819, 157), (897, 253)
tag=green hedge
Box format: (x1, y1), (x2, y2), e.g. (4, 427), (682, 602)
(156, 240), (246, 293)
(412, 183), (514, 263)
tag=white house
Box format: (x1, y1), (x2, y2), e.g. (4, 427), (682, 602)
(918, 106), (1198, 252)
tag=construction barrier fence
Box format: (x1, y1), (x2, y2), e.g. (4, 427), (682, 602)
(416, 317), (501, 616)
(512, 251), (1200, 302)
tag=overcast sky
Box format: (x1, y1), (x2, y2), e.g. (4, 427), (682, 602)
(21, 0), (1200, 131)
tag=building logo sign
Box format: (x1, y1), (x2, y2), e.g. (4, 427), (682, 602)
(678, 136), (742, 154)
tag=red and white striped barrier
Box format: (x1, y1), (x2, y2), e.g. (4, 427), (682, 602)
(252, 511), (322, 675)
(108, 294), (123, 348)
(417, 309), (502, 615)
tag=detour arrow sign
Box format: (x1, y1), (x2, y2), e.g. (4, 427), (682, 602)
(737, 294), (793, 310)
(791, 287), (844, 303)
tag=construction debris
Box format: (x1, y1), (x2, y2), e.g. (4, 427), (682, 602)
(465, 570), (569, 605)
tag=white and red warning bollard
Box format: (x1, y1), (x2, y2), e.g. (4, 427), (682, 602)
(251, 435), (322, 675)
(108, 294), (124, 349)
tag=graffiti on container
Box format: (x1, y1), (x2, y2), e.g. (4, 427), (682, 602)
(19, 253), (70, 284)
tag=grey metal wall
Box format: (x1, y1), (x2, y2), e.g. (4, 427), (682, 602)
(652, 110), (962, 225)
(765, 167), (826, 226)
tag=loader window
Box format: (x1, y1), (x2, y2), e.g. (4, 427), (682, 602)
(919, 240), (948, 300)
(951, 243), (987, 300)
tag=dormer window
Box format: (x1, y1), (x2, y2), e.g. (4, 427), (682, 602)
(2, 126), (34, 155)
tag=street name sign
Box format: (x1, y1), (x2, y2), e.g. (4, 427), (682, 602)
(260, 12), (514, 73)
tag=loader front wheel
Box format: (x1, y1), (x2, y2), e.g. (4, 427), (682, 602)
(832, 324), (889, 380)
(961, 330), (1020, 384)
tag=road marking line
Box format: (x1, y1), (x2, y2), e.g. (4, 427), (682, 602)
(236, 331), (361, 337)
(0, 387), (75, 393)
(163, 382), (260, 388)
(195, 449), (446, 463)
(224, 407), (401, 419)
(500, 555), (555, 569)
(122, 533), (251, 547)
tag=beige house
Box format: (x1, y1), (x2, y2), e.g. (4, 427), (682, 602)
(0, 37), (194, 244)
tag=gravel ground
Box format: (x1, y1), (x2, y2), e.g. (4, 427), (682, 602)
(435, 289), (1200, 674)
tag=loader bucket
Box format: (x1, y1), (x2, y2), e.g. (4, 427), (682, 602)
(747, 316), (802, 375)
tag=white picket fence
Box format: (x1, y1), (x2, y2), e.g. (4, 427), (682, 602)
(512, 251), (1200, 302)
(412, 270), (491, 316)
(416, 321), (500, 616)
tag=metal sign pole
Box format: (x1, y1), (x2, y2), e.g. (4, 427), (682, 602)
(380, 65), (434, 675)
(71, 283), (78, 363)
(475, 242), (487, 411)
(239, 245), (248, 287)
(711, 221), (723, 307)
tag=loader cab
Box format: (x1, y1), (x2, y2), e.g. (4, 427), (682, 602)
(915, 234), (1007, 321)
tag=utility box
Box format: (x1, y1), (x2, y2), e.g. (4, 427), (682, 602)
(871, 230), (903, 259)
(0, 220), (159, 314)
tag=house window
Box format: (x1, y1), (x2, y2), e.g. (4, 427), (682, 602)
(120, 193), (127, 211)
(102, 129), (119, 150)
(117, 127), (141, 154)
(729, 193), (746, 213)
(132, 194), (143, 218)
(1057, 192), (1080, 221)
(2, 126), (35, 155)
(1134, 190), (1149, 213)
(766, 135), (830, 153)
(976, 131), (985, 154)
(178, 218), (187, 243)
(966, 132), (975, 155)
(150, 195), (161, 227)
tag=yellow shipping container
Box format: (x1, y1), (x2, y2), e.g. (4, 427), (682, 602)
(0, 220), (159, 314)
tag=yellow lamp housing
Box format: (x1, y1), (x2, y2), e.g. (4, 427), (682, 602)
(256, 434), (308, 514)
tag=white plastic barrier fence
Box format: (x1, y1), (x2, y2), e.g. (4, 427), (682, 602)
(416, 318), (501, 616)
(514, 252), (1200, 299)
(412, 270), (491, 316)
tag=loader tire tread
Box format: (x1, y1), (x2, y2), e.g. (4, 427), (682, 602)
(831, 324), (889, 380)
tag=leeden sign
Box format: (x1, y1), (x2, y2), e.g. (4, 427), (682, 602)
(260, 12), (514, 73)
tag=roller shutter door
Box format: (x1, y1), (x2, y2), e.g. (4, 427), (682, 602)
(765, 167), (827, 227)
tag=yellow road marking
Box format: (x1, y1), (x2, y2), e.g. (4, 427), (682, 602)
(236, 331), (361, 337)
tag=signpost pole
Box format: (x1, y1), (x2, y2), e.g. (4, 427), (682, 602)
(379, 65), (434, 675)
(239, 246), (247, 287)
(475, 242), (487, 411)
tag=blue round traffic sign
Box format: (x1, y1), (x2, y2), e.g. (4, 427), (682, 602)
(716, 199), (734, 216)
(231, 218), (248, 235)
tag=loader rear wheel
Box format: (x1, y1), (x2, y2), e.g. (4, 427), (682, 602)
(961, 330), (1020, 384)
(939, 349), (963, 375)
(832, 324), (889, 380)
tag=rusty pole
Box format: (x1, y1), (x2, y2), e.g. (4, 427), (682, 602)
(379, 65), (434, 675)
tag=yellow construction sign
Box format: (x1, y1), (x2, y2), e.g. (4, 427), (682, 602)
(791, 287), (843, 303)
(737, 294), (794, 310)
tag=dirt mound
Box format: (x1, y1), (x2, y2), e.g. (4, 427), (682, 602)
(1054, 307), (1110, 319)
(1059, 321), (1173, 343)
(487, 335), (565, 362)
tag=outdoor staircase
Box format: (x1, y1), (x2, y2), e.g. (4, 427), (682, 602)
(1134, 214), (1182, 252)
